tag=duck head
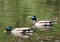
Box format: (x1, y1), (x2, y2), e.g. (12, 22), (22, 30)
(31, 15), (37, 21)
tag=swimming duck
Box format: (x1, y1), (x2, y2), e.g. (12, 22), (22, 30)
(30, 16), (53, 30)
(5, 26), (35, 38)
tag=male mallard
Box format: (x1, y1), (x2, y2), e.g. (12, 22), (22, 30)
(31, 16), (53, 30)
(5, 26), (34, 38)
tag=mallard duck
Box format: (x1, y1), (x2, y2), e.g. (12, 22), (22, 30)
(5, 26), (35, 38)
(30, 16), (53, 30)
(5, 26), (35, 42)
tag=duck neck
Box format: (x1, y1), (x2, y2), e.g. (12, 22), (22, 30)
(31, 20), (36, 29)
(32, 20), (37, 25)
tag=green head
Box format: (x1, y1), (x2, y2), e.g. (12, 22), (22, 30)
(31, 15), (37, 21)
(6, 26), (12, 31)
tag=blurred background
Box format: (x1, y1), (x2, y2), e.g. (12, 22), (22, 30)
(0, 0), (60, 42)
